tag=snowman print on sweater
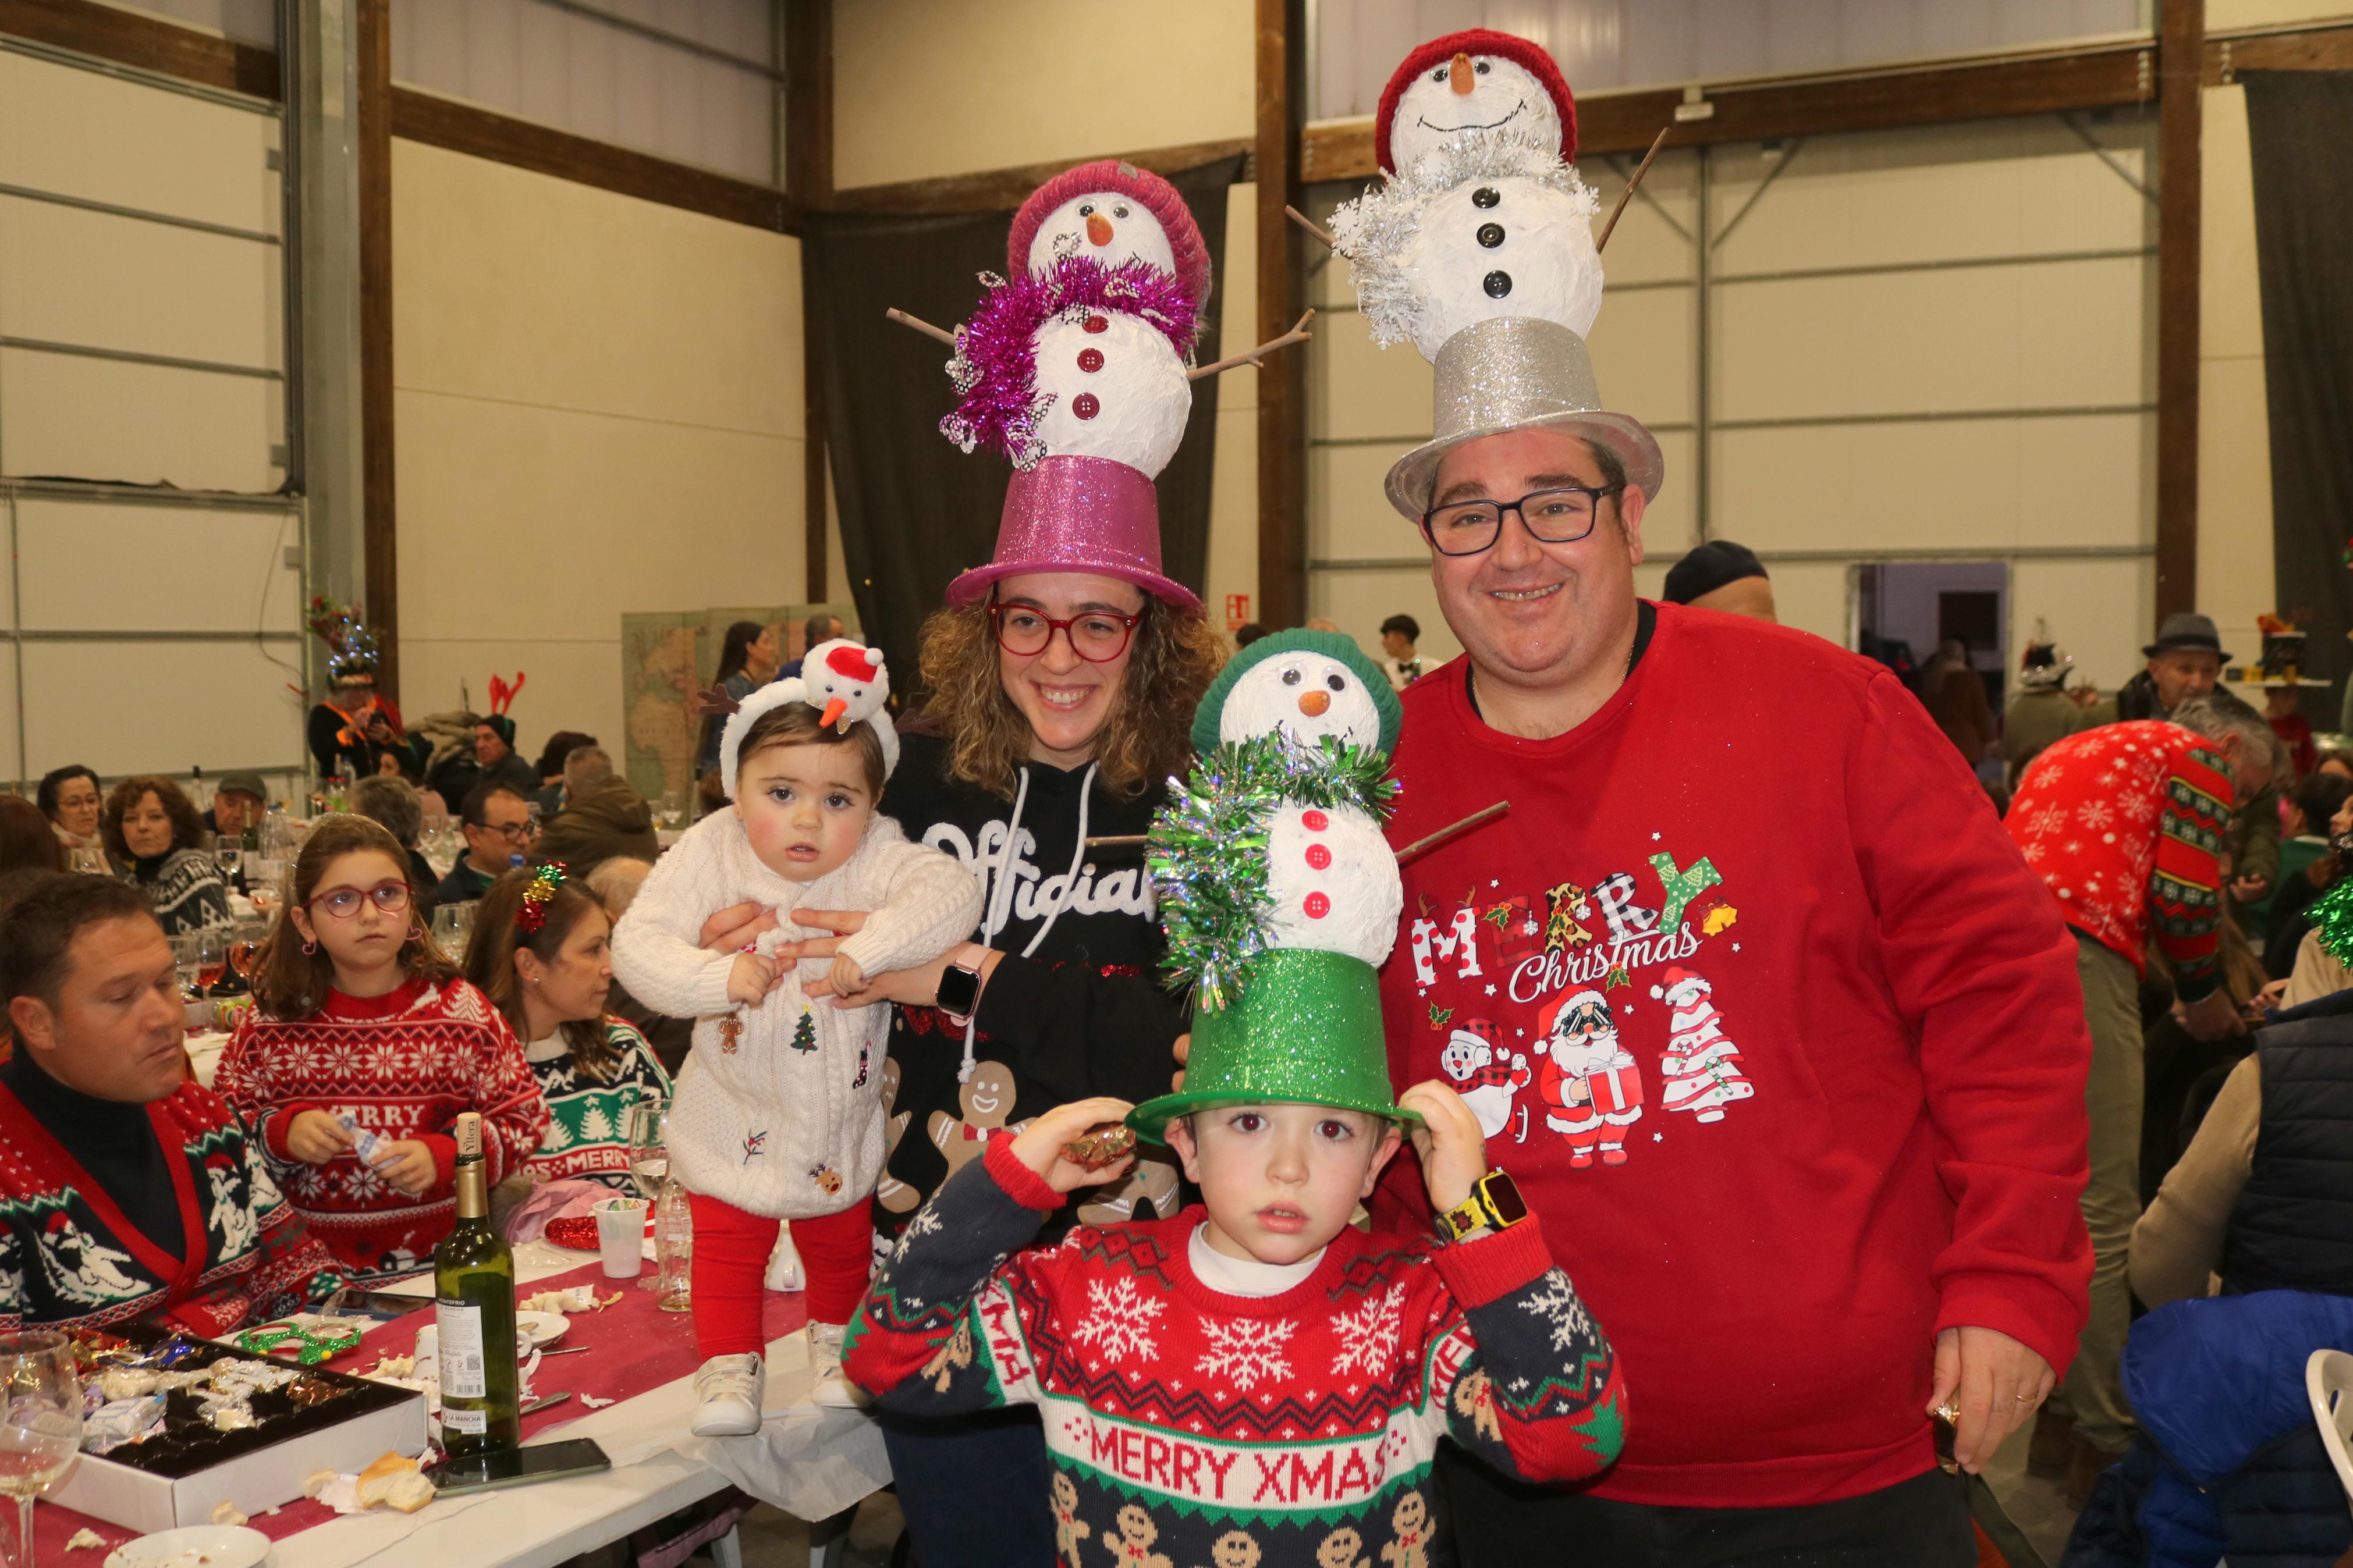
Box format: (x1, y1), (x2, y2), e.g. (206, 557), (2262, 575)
(928, 1061), (1030, 1180)
(1534, 989), (1643, 1168)
(1439, 1019), (1531, 1139)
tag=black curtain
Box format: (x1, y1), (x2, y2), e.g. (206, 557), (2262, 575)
(2244, 72), (2353, 724)
(804, 155), (1245, 685)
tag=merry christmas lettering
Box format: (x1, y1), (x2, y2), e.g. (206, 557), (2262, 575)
(1073, 1415), (1396, 1505)
(924, 820), (1156, 922)
(1506, 923), (1701, 1005)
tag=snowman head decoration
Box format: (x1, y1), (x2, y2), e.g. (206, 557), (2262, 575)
(1191, 629), (1404, 759)
(1377, 29), (1577, 177)
(715, 638), (900, 799)
(1007, 159), (1212, 311)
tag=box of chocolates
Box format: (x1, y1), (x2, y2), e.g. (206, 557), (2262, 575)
(49, 1322), (427, 1533)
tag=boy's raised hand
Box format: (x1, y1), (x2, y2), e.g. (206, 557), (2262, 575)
(1008, 1097), (1138, 1195)
(1398, 1081), (1488, 1215)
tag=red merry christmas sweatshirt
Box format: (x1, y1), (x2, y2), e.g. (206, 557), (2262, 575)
(1371, 602), (2092, 1508)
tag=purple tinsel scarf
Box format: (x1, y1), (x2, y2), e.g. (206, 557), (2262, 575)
(939, 251), (1201, 470)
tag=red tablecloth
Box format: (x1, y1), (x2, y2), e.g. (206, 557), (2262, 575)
(36, 1256), (810, 1555)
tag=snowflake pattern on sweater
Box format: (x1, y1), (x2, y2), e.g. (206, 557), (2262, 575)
(214, 975), (549, 1285)
(2007, 720), (2232, 997)
(844, 1139), (1623, 1568)
(0, 1078), (345, 1333)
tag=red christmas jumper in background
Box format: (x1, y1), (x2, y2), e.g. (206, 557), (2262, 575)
(2004, 720), (2232, 1000)
(216, 975), (549, 1285)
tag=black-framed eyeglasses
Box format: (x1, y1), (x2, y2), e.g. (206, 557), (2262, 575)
(988, 600), (1143, 663)
(307, 881), (413, 919)
(1420, 485), (1626, 557)
(477, 819), (537, 845)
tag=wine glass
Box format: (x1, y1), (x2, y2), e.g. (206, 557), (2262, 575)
(210, 831), (242, 889)
(432, 902), (475, 961)
(624, 1098), (678, 1299)
(64, 848), (105, 878)
(657, 791), (682, 831)
(193, 929), (228, 994)
(0, 1330), (83, 1568)
(169, 934), (201, 1001)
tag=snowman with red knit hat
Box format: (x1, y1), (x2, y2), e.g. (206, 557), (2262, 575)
(1330, 29), (1603, 361)
(1651, 968), (1756, 1125)
(1439, 1017), (1532, 1139)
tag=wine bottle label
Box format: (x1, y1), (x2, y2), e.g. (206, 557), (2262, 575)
(436, 1299), (488, 1399)
(442, 1407), (487, 1435)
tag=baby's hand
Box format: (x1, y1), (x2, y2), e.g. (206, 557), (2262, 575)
(727, 951), (780, 1007)
(828, 952), (868, 1001)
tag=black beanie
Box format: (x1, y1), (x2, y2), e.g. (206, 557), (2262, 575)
(1662, 540), (1768, 605)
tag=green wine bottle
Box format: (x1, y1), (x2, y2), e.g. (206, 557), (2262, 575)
(434, 1112), (519, 1457)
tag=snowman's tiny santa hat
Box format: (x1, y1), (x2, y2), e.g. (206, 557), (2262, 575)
(1008, 159), (1212, 310)
(1376, 29), (1578, 175)
(1650, 967), (1707, 1001)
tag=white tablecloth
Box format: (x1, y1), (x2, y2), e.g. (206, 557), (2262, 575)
(268, 1225), (892, 1567)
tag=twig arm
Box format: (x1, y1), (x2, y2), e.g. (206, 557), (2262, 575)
(1187, 310), (1316, 381)
(1285, 205), (1336, 249)
(885, 307), (957, 346)
(1596, 125), (1674, 254)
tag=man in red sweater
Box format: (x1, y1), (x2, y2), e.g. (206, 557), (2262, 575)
(2004, 701), (2276, 1496)
(1368, 319), (2092, 1563)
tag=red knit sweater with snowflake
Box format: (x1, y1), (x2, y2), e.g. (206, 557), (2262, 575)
(2005, 721), (2231, 998)
(846, 1138), (1623, 1568)
(215, 975), (549, 1284)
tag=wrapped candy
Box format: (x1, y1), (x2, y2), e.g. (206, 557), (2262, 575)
(81, 1395), (165, 1455)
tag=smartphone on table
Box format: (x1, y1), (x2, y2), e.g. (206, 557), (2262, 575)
(424, 1437), (612, 1495)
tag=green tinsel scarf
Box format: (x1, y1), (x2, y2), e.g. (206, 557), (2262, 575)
(2312, 873), (2353, 968)
(1147, 734), (1397, 1011)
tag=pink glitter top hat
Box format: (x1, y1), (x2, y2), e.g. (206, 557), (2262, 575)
(945, 456), (1199, 611)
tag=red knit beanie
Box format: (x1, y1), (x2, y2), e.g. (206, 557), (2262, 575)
(1007, 159), (1212, 309)
(1375, 29), (1577, 175)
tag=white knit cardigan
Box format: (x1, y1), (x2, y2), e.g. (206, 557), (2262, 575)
(609, 808), (981, 1219)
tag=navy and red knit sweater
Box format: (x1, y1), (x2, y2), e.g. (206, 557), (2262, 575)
(846, 1138), (1624, 1568)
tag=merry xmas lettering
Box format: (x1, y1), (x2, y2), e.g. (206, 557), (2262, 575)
(924, 820), (1156, 923)
(1071, 1416), (1400, 1506)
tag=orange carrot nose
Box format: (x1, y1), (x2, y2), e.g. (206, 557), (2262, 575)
(1449, 51), (1475, 94)
(820, 696), (849, 730)
(1297, 689), (1332, 717)
(1085, 211), (1114, 246)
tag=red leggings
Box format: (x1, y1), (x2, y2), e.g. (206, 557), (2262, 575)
(687, 1193), (872, 1360)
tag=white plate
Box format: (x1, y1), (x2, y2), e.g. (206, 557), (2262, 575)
(514, 1310), (568, 1347)
(105, 1524), (271, 1568)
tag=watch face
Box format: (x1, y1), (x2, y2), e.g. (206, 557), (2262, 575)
(1481, 1172), (1529, 1226)
(935, 964), (981, 1017)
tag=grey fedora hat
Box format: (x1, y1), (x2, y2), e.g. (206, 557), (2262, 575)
(2142, 611), (2231, 663)
(1383, 316), (1666, 521)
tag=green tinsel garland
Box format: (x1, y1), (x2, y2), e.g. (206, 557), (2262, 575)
(1147, 734), (1398, 1011)
(2312, 872), (2353, 967)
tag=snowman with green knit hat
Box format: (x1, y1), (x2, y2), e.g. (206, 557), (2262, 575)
(1130, 628), (1417, 1140)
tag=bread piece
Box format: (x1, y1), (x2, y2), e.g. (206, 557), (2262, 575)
(210, 1501), (247, 1526)
(302, 1469), (338, 1500)
(63, 1528), (106, 1551)
(353, 1450), (417, 1509)
(379, 1470), (435, 1513)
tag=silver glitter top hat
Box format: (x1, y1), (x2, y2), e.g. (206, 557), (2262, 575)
(1382, 316), (1666, 521)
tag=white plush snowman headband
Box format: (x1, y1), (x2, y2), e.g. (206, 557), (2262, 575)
(709, 638), (899, 800)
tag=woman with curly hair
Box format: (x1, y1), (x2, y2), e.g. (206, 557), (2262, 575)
(102, 776), (231, 934)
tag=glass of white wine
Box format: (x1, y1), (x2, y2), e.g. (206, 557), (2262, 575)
(0, 1331), (82, 1568)
(624, 1097), (680, 1299)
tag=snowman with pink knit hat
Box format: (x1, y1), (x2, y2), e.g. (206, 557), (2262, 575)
(895, 158), (1309, 610)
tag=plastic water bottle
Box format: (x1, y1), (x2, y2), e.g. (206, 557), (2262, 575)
(654, 1176), (693, 1313)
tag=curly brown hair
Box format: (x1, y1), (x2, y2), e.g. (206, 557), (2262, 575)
(101, 776), (206, 862)
(250, 814), (456, 1019)
(914, 594), (1226, 801)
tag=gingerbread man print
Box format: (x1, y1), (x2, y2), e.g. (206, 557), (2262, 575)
(1050, 1471), (1092, 1568)
(1102, 1505), (1173, 1568)
(929, 1059), (1026, 1179)
(1379, 1492), (1431, 1568)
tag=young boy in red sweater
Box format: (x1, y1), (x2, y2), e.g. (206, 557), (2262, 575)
(844, 1075), (1622, 1568)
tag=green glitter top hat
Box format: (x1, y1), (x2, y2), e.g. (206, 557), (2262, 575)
(1127, 949), (1419, 1142)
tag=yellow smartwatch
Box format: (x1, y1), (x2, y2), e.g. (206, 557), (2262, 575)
(1436, 1169), (1529, 1243)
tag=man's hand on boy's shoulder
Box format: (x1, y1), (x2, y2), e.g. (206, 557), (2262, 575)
(1009, 1098), (1138, 1195)
(1400, 1081), (1487, 1215)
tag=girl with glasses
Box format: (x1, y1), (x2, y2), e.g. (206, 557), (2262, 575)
(215, 815), (550, 1286)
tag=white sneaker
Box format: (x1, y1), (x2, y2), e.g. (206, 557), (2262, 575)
(806, 1322), (869, 1410)
(690, 1353), (765, 1437)
(765, 1231), (804, 1293)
